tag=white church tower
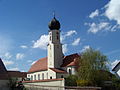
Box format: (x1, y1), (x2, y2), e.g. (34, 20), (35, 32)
(48, 16), (63, 69)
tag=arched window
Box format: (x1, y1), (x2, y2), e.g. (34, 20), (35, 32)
(42, 73), (44, 80)
(50, 76), (52, 79)
(69, 69), (72, 75)
(38, 74), (40, 80)
(61, 75), (64, 78)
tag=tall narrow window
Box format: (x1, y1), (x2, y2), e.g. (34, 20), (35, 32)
(50, 45), (51, 50)
(69, 69), (72, 75)
(57, 36), (59, 40)
(31, 75), (33, 80)
(47, 73), (48, 79)
(61, 75), (64, 78)
(42, 73), (44, 80)
(34, 75), (36, 80)
(56, 32), (59, 40)
(38, 74), (40, 80)
(50, 76), (52, 79)
(50, 36), (51, 41)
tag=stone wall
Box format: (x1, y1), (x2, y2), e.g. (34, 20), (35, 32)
(23, 78), (65, 90)
(23, 78), (101, 90)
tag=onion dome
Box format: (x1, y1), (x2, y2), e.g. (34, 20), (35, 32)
(48, 17), (60, 30)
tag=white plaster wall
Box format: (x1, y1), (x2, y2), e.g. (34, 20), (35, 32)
(27, 70), (48, 80)
(48, 30), (63, 68)
(67, 66), (76, 75)
(48, 43), (54, 68)
(49, 30), (60, 44)
(27, 69), (57, 80)
(48, 68), (56, 79)
(56, 73), (68, 78)
(113, 64), (120, 78)
(23, 79), (65, 90)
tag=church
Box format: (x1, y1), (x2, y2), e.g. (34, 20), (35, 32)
(27, 16), (80, 81)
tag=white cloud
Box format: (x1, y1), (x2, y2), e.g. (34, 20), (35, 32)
(72, 38), (80, 46)
(32, 34), (49, 50)
(88, 22), (110, 34)
(111, 24), (120, 32)
(8, 67), (19, 71)
(111, 60), (120, 69)
(27, 60), (32, 63)
(20, 45), (28, 49)
(32, 30), (77, 50)
(65, 30), (77, 37)
(62, 44), (68, 54)
(16, 53), (25, 60)
(3, 60), (14, 66)
(4, 52), (12, 59)
(89, 9), (99, 18)
(61, 30), (77, 42)
(105, 0), (120, 24)
(86, 0), (120, 34)
(81, 45), (90, 52)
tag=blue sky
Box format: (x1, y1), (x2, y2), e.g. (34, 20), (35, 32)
(0, 0), (120, 72)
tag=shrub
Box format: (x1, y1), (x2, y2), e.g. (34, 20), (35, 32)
(65, 75), (77, 86)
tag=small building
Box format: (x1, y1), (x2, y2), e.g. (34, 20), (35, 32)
(8, 71), (27, 81)
(0, 58), (27, 89)
(112, 61), (120, 78)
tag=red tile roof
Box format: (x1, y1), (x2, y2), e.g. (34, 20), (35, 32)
(50, 68), (67, 73)
(0, 74), (9, 80)
(28, 53), (80, 73)
(28, 57), (48, 73)
(8, 71), (27, 78)
(61, 53), (80, 67)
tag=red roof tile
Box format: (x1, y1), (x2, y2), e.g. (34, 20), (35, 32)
(28, 53), (80, 73)
(0, 74), (9, 80)
(8, 71), (27, 78)
(28, 57), (48, 73)
(61, 53), (80, 67)
(50, 68), (67, 73)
